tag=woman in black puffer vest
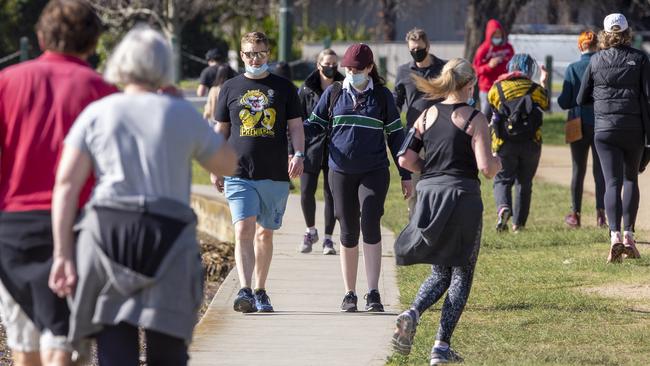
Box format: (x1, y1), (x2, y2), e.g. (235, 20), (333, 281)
(297, 49), (345, 255)
(577, 13), (650, 263)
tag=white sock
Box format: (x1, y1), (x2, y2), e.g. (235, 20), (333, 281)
(324, 234), (332, 240)
(433, 341), (449, 350)
(306, 227), (316, 234)
(624, 231), (634, 240)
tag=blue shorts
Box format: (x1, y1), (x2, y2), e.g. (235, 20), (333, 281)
(223, 177), (290, 230)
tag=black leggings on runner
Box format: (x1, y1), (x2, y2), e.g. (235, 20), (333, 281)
(570, 125), (605, 212)
(329, 168), (389, 247)
(300, 166), (336, 235)
(594, 129), (644, 232)
(96, 322), (188, 366)
(411, 239), (480, 344)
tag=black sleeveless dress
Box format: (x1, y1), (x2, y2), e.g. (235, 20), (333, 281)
(394, 103), (484, 266)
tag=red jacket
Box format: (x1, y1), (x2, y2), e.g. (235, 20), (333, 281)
(473, 19), (514, 92)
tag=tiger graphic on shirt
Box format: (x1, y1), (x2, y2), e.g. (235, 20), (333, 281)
(238, 89), (277, 137)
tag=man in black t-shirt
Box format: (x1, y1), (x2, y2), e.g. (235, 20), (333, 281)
(213, 31), (304, 314)
(196, 47), (238, 97)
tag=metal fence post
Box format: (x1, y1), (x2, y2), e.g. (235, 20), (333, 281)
(545, 55), (553, 112)
(279, 0), (293, 62)
(19, 37), (29, 62)
(378, 56), (387, 80)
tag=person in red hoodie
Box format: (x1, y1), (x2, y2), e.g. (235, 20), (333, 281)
(473, 19), (514, 119)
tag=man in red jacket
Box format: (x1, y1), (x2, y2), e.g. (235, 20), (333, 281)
(473, 19), (515, 119)
(0, 1), (116, 365)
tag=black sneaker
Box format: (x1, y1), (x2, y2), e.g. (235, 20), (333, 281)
(340, 291), (358, 312)
(254, 289), (274, 313)
(496, 206), (511, 233)
(233, 287), (257, 313)
(365, 289), (384, 312)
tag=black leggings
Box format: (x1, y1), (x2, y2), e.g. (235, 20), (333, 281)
(594, 130), (644, 232)
(329, 168), (389, 247)
(570, 125), (605, 212)
(300, 166), (336, 235)
(96, 322), (188, 366)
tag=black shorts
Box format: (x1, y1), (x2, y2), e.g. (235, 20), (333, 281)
(0, 211), (70, 336)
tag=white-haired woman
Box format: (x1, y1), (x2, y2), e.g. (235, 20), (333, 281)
(48, 26), (237, 365)
(392, 58), (500, 365)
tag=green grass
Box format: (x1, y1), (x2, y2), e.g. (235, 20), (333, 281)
(179, 78), (200, 90)
(382, 163), (650, 366)
(543, 112), (568, 146)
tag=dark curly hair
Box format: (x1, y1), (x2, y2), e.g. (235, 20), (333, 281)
(36, 0), (102, 55)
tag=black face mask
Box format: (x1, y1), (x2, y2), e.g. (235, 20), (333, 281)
(410, 48), (428, 63)
(321, 65), (337, 79)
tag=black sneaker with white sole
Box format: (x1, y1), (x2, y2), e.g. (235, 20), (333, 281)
(365, 289), (384, 312)
(233, 287), (257, 313)
(340, 291), (358, 312)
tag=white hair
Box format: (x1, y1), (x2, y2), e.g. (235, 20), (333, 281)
(104, 26), (174, 88)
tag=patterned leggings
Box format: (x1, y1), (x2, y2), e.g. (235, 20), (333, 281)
(411, 241), (479, 344)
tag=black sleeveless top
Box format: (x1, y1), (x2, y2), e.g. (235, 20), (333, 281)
(420, 103), (479, 181)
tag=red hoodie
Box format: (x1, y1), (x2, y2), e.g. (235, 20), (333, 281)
(473, 19), (514, 92)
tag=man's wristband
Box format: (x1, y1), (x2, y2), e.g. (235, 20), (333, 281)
(294, 151), (305, 158)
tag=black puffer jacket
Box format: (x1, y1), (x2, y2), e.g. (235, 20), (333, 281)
(577, 45), (650, 138)
(298, 69), (344, 173)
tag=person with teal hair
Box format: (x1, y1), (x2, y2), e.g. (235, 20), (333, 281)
(488, 53), (549, 233)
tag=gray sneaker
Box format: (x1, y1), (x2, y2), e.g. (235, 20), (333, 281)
(322, 238), (336, 255)
(392, 308), (419, 355)
(430, 346), (463, 365)
(299, 230), (319, 253)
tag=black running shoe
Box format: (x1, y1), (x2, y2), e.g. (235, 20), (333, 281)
(365, 289), (384, 312)
(340, 291), (358, 312)
(254, 289), (274, 312)
(233, 287), (257, 313)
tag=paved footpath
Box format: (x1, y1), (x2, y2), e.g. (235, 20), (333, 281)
(189, 189), (401, 366)
(536, 145), (649, 231)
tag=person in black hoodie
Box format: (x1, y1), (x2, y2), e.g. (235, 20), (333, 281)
(577, 13), (650, 263)
(298, 49), (345, 255)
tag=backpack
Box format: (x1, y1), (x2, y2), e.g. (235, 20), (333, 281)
(327, 81), (388, 124)
(493, 81), (543, 142)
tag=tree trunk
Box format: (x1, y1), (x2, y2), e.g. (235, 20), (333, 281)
(377, 0), (397, 41)
(463, 0), (531, 62)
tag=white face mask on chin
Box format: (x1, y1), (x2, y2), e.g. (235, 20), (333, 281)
(245, 63), (268, 76)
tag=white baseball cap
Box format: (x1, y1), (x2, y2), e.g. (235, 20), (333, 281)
(604, 13), (629, 33)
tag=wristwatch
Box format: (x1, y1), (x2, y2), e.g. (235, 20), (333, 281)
(294, 151), (305, 158)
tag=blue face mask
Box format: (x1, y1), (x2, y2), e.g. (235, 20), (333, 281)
(492, 37), (503, 46)
(467, 97), (476, 107)
(346, 72), (368, 88)
(245, 63), (269, 77)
